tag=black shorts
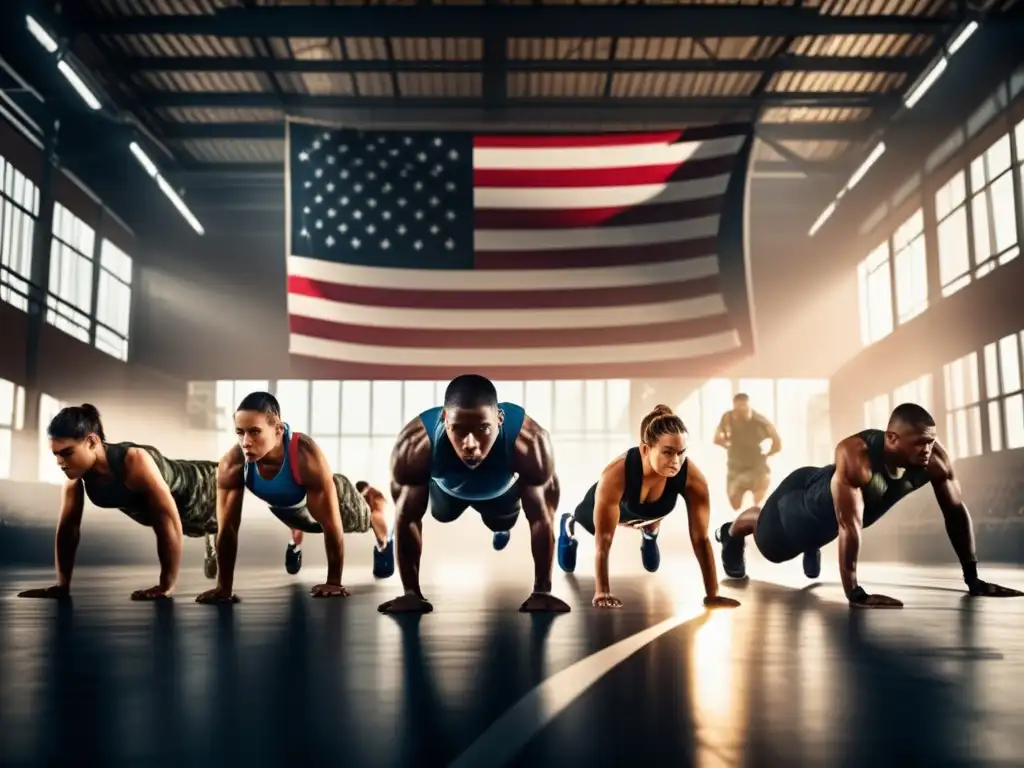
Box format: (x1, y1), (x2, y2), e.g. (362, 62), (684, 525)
(429, 480), (521, 532)
(753, 466), (835, 563)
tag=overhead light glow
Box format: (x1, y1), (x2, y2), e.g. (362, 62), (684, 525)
(25, 16), (57, 53)
(904, 58), (948, 109)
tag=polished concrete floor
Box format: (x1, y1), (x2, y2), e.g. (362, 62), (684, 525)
(1, 558), (1023, 768)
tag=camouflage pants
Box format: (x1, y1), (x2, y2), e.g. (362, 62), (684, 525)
(267, 473), (372, 534)
(152, 459), (369, 538)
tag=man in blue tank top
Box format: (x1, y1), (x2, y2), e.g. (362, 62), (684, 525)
(195, 392), (394, 604)
(378, 374), (570, 614)
(715, 402), (1022, 607)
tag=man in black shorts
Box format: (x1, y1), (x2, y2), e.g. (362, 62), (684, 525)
(715, 403), (1022, 607)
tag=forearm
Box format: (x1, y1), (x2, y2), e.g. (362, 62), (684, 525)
(594, 536), (613, 594)
(154, 516), (183, 591)
(216, 525), (240, 592)
(838, 527), (861, 596)
(941, 503), (978, 576)
(394, 503), (424, 597)
(323, 526), (344, 585)
(54, 525), (80, 588)
(690, 535), (719, 598)
(767, 440), (782, 456)
(527, 512), (554, 593)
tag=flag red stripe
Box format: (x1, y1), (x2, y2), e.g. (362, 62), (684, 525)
(471, 124), (747, 148)
(475, 235), (718, 270)
(289, 313), (733, 349)
(289, 349), (743, 381)
(472, 154), (735, 189)
(288, 274), (720, 310)
(474, 196), (724, 230)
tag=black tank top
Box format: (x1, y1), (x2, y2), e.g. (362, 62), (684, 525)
(82, 442), (210, 529)
(617, 446), (689, 529)
(802, 429), (931, 528)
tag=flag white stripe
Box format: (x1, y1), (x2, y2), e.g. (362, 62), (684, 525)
(473, 174), (730, 210)
(287, 292), (727, 331)
(474, 215), (719, 252)
(287, 253), (720, 292)
(472, 135), (744, 171)
(290, 329), (741, 366)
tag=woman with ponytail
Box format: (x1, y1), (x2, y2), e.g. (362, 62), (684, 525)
(17, 403), (219, 601)
(557, 404), (740, 610)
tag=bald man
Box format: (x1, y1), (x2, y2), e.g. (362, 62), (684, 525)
(716, 402), (1022, 608)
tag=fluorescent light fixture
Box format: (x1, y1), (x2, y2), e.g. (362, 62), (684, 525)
(55, 60), (102, 110)
(845, 142), (886, 192)
(947, 21), (979, 55)
(808, 201), (837, 237)
(25, 16), (58, 53)
(156, 175), (205, 236)
(904, 57), (948, 109)
(129, 141), (160, 178)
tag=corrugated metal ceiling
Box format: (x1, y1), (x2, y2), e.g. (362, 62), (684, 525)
(60, 0), (979, 167)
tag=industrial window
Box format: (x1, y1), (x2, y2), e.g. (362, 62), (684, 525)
(970, 134), (1018, 277)
(892, 374), (933, 414)
(892, 210), (928, 324)
(863, 393), (891, 431)
(0, 377), (25, 480)
(857, 242), (894, 346)
(983, 331), (1024, 452)
(94, 239), (132, 361)
(38, 392), (68, 484)
(0, 157), (39, 312)
(935, 171), (971, 297)
(942, 352), (983, 459)
(47, 203), (95, 344)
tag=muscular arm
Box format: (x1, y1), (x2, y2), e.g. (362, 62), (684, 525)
(927, 442), (978, 580)
(830, 437), (873, 598)
(513, 415), (558, 594)
(54, 480), (86, 590)
(592, 459), (625, 597)
(683, 462), (719, 599)
(390, 417), (433, 598)
(295, 435), (346, 586)
(713, 412), (731, 449)
(214, 446), (246, 594)
(123, 448), (183, 593)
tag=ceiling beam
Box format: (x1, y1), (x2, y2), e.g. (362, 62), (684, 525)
(142, 91), (895, 111)
(72, 6), (965, 38)
(116, 54), (926, 75)
(159, 119), (876, 143)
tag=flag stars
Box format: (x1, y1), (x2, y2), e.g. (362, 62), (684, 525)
(429, 224), (440, 235)
(299, 151), (309, 162)
(382, 210), (391, 220)
(413, 240), (423, 250)
(445, 238), (455, 250)
(448, 149), (459, 161)
(414, 210), (424, 220)
(366, 224), (377, 235)
(351, 237), (361, 249)
(340, 196), (349, 206)
(380, 239), (391, 249)
(338, 223), (348, 233)
(327, 208), (337, 218)
(340, 169), (350, 179)
(314, 195), (323, 204)
(325, 235), (335, 247)
(325, 182), (335, 193)
(326, 155), (336, 165)
(433, 137), (443, 147)
(312, 140), (322, 150)
(417, 152), (427, 163)
(396, 224), (407, 235)
(445, 181), (456, 192)
(353, 210), (363, 220)
(354, 183), (364, 193)
(314, 168), (323, 178)
(414, 181), (424, 191)
(445, 210), (456, 221)
(315, 220), (324, 230)
(300, 227), (309, 238)
(428, 196), (440, 207)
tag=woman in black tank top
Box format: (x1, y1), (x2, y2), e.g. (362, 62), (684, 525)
(16, 404), (190, 603)
(558, 405), (741, 611)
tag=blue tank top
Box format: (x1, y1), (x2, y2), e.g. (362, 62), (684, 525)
(244, 423), (306, 509)
(421, 402), (526, 501)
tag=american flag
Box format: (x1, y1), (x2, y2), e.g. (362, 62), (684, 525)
(286, 120), (755, 380)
